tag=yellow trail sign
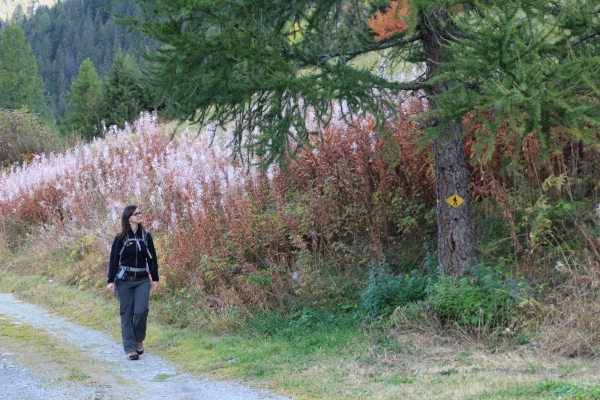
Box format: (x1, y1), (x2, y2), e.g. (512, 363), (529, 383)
(445, 194), (464, 208)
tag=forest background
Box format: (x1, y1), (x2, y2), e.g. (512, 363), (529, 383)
(1, 1), (600, 399)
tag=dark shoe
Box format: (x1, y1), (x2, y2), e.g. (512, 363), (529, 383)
(136, 341), (144, 355)
(127, 352), (139, 360)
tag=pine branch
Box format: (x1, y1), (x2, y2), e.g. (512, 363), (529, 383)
(202, 8), (247, 33)
(572, 30), (599, 46)
(543, 1), (563, 15)
(282, 32), (422, 66)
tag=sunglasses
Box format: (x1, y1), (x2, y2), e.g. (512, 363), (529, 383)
(132, 212), (143, 216)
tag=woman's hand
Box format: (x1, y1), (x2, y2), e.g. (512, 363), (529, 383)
(106, 283), (115, 292)
(151, 281), (160, 291)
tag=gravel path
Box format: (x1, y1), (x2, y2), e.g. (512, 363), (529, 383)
(0, 354), (99, 400)
(0, 293), (289, 400)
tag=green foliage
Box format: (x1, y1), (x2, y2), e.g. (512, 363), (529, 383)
(63, 59), (103, 140)
(0, 23), (51, 122)
(361, 256), (435, 318)
(433, 0), (600, 164)
(437, 368), (458, 376)
(119, 0), (600, 170)
(476, 380), (600, 399)
(427, 261), (533, 328)
(522, 174), (574, 250)
(118, 0), (402, 167)
(10, 5), (26, 26)
(100, 54), (155, 129)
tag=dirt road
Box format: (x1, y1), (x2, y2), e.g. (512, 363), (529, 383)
(0, 293), (288, 400)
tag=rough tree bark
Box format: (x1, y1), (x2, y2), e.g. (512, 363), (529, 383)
(420, 9), (477, 276)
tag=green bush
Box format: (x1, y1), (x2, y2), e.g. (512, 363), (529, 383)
(426, 261), (532, 328)
(361, 256), (434, 318)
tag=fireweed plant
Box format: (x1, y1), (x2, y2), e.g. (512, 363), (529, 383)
(0, 96), (434, 309)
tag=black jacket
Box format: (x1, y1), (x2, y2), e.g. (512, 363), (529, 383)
(107, 229), (159, 284)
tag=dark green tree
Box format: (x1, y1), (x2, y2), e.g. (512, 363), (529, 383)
(0, 23), (51, 122)
(63, 58), (103, 140)
(10, 5), (26, 26)
(101, 54), (154, 129)
(121, 0), (600, 277)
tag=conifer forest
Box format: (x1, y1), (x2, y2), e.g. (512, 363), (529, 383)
(1, 1), (600, 398)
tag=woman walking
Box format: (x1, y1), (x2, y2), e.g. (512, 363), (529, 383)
(107, 204), (160, 360)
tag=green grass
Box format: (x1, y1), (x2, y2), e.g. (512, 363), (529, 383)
(468, 380), (600, 399)
(67, 369), (91, 381)
(151, 373), (175, 382)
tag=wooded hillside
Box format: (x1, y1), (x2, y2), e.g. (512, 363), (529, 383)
(18, 0), (156, 120)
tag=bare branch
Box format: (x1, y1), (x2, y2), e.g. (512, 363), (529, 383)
(282, 32), (423, 66)
(320, 32), (422, 60)
(203, 8), (246, 33)
(450, 30), (477, 40)
(398, 81), (427, 91)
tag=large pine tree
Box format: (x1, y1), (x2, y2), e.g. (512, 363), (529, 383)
(0, 23), (51, 122)
(121, 0), (600, 276)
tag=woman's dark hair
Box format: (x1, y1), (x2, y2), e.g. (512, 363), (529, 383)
(119, 204), (145, 240)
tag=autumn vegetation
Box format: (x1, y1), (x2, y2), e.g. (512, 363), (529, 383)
(1, 86), (599, 357)
(368, 1), (410, 41)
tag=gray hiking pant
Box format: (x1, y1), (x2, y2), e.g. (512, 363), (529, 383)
(114, 277), (150, 353)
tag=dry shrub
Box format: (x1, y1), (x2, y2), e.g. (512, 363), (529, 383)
(0, 221), (111, 296)
(537, 250), (600, 357)
(285, 96), (434, 259)
(540, 299), (600, 358)
(463, 110), (600, 281)
(461, 114), (600, 353)
(464, 109), (600, 207)
(390, 302), (441, 334)
(0, 108), (77, 167)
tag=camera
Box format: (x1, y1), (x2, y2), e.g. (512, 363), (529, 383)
(115, 268), (127, 281)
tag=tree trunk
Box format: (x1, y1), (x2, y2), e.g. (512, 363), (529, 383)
(420, 9), (477, 277)
(433, 123), (477, 276)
